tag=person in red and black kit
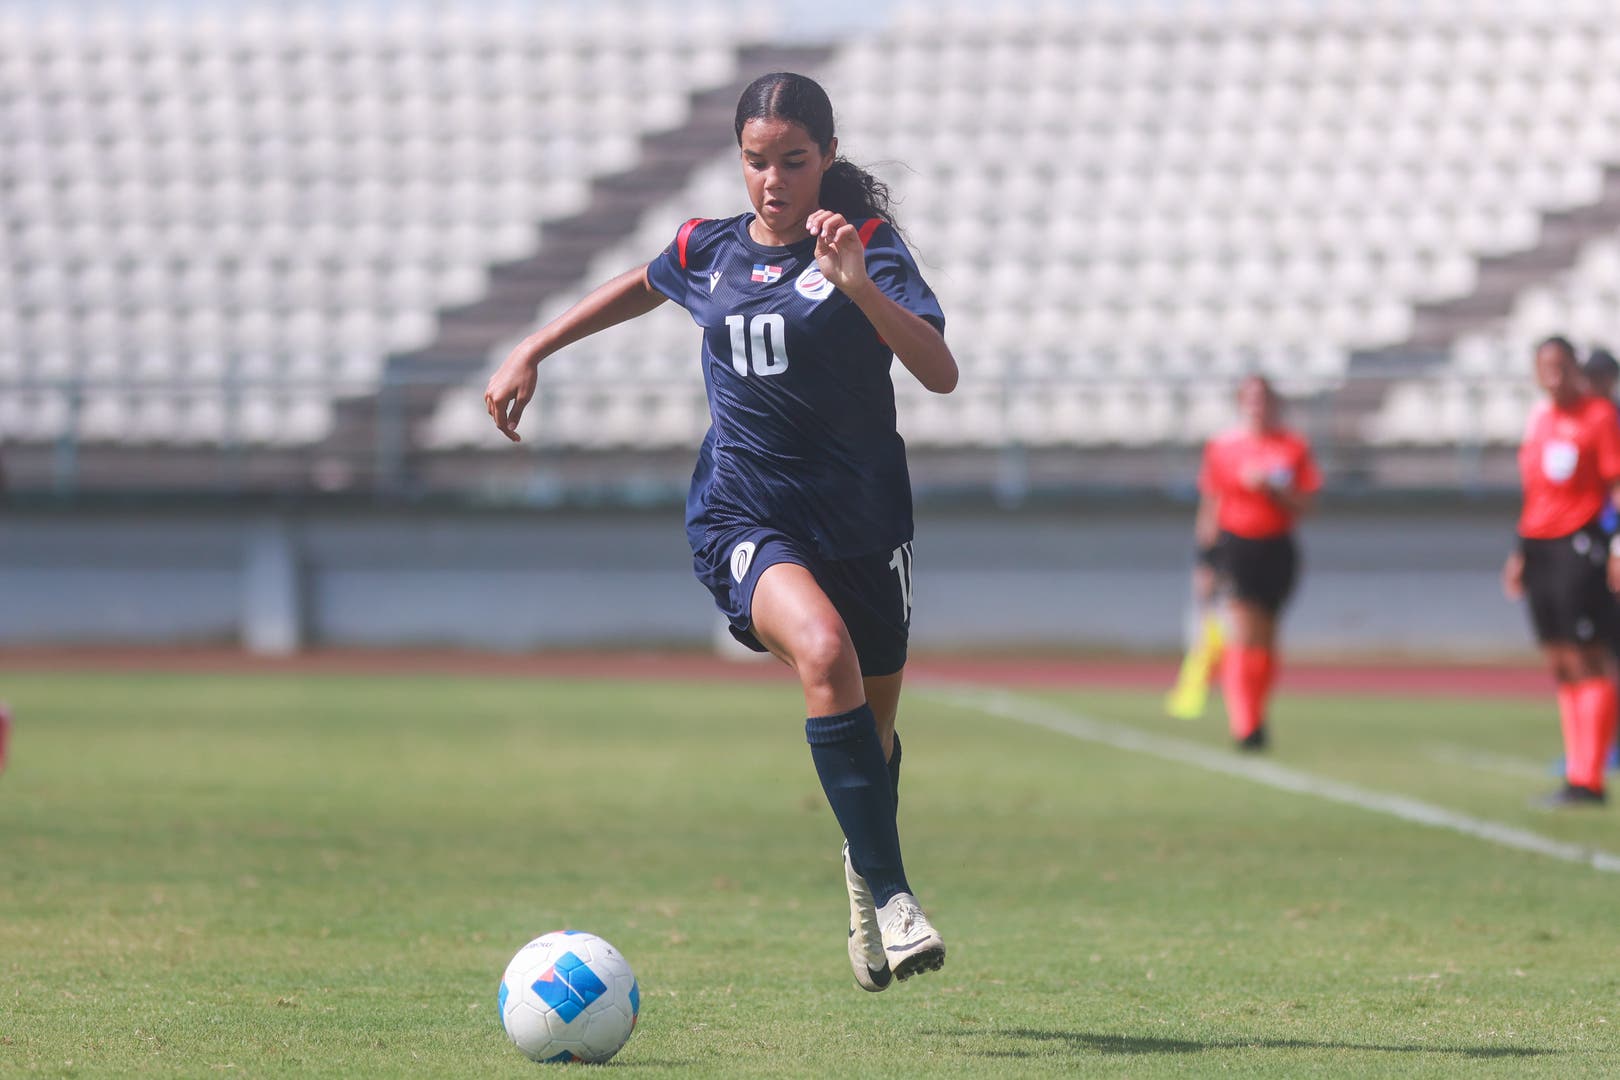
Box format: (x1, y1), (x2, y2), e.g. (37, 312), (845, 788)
(1505, 336), (1620, 806)
(1194, 374), (1322, 750)
(1582, 347), (1620, 771)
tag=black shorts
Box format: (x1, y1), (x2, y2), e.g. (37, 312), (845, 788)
(1522, 521), (1614, 645)
(691, 524), (913, 677)
(1216, 531), (1299, 615)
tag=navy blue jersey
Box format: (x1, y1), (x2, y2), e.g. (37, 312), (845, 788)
(646, 213), (945, 560)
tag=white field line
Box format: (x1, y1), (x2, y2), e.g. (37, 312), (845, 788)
(1421, 742), (1552, 781)
(928, 686), (1620, 875)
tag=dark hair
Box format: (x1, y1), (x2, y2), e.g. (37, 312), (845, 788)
(1239, 372), (1277, 399)
(1585, 346), (1619, 381)
(733, 71), (895, 225)
(1539, 335), (1578, 363)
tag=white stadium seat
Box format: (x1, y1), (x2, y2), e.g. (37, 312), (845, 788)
(8, 1), (1620, 454)
(0, 2), (760, 448)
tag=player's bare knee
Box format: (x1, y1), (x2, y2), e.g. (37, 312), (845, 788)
(790, 618), (856, 690)
(1578, 645), (1613, 681)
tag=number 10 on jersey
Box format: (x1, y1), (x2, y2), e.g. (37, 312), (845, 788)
(725, 314), (790, 377)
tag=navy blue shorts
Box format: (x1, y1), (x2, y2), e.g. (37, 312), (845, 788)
(692, 525), (913, 677)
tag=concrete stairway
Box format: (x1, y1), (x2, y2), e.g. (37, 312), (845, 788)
(327, 43), (835, 485)
(1402, 166), (1620, 349)
(1329, 165), (1620, 475)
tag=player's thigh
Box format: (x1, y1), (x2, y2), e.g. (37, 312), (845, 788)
(750, 561), (861, 682)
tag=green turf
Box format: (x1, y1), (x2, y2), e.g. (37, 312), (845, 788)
(1, 671), (1616, 1077)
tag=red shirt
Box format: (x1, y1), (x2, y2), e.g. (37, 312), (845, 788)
(1199, 427), (1322, 539)
(1517, 394), (1620, 539)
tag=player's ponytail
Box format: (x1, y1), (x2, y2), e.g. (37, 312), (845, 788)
(817, 157), (894, 225)
(734, 71), (897, 227)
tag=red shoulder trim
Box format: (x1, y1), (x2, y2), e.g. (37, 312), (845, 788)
(676, 218), (706, 270)
(857, 219), (891, 348)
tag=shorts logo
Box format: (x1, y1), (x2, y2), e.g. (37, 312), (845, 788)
(730, 541), (757, 583)
(795, 263), (835, 302)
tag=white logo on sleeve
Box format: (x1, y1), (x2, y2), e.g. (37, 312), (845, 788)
(1542, 439), (1579, 483)
(730, 541), (757, 582)
(709, 271), (722, 293)
(795, 263), (835, 302)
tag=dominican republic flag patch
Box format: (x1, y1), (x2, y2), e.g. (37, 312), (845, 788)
(751, 264), (784, 284)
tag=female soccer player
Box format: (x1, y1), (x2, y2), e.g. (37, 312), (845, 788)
(1504, 337), (1620, 806)
(1192, 375), (1321, 750)
(483, 73), (956, 988)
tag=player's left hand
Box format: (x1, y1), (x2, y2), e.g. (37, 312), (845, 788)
(1192, 564), (1217, 604)
(1607, 552), (1620, 594)
(1502, 550), (1525, 601)
(808, 210), (870, 294)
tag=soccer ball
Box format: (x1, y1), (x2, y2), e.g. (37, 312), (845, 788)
(498, 930), (640, 1064)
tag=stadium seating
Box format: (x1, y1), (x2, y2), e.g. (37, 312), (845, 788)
(0, 3), (759, 446)
(431, 0), (1620, 452)
(9, 1), (1620, 457)
(1366, 216), (1620, 446)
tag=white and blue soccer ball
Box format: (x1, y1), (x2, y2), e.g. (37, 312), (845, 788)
(498, 930), (640, 1064)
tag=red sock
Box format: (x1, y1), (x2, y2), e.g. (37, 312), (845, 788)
(1256, 647), (1277, 701)
(1568, 677), (1617, 792)
(1222, 645), (1275, 740)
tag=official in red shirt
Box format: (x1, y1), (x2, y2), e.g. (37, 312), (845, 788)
(1193, 375), (1322, 750)
(1504, 336), (1620, 806)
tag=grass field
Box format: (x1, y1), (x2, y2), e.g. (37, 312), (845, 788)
(2, 669), (1618, 1077)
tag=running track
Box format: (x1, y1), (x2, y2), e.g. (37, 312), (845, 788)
(0, 647), (1548, 699)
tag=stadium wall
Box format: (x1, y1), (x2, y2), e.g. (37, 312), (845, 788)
(0, 502), (1526, 660)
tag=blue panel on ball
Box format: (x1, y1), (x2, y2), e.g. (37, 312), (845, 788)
(543, 1050), (580, 1063)
(628, 979), (640, 1020)
(497, 980), (509, 1017)
(530, 951), (608, 1024)
(560, 929), (585, 935)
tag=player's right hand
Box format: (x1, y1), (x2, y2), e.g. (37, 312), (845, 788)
(1501, 551), (1524, 601)
(484, 350), (538, 443)
(1192, 564), (1217, 604)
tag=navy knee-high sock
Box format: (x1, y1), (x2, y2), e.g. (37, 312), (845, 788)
(888, 731), (903, 807)
(806, 704), (911, 907)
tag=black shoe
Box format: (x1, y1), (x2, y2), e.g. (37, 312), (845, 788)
(1535, 783), (1607, 809)
(1237, 728), (1268, 752)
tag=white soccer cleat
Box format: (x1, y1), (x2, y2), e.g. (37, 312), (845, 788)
(877, 891), (946, 981)
(843, 842), (892, 992)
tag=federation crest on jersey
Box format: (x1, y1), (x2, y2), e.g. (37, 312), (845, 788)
(795, 263), (835, 302)
(1542, 439), (1579, 483)
(751, 264), (784, 284)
